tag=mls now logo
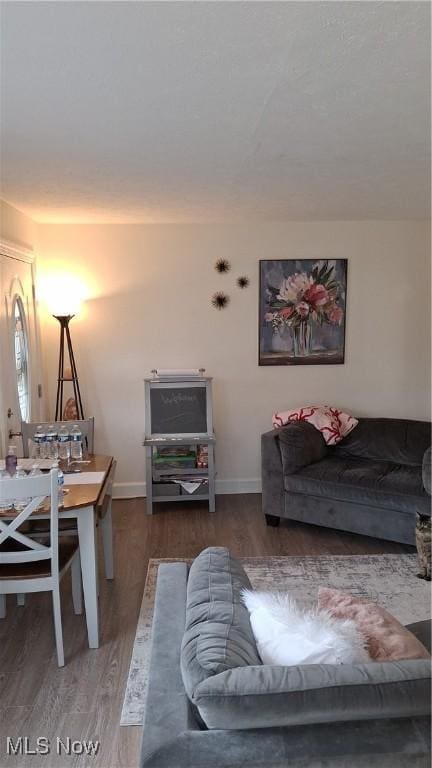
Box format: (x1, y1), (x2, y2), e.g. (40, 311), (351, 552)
(6, 737), (100, 756)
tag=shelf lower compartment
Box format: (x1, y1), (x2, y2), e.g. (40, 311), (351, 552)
(151, 494), (210, 503)
(144, 434), (215, 446)
(153, 468), (209, 478)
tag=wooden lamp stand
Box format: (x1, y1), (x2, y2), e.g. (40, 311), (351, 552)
(54, 314), (85, 421)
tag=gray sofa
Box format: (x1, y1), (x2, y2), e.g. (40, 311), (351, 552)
(262, 417), (431, 545)
(140, 547), (431, 768)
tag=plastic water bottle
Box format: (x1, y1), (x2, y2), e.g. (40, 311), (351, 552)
(13, 468), (30, 512)
(29, 464), (43, 509)
(70, 424), (83, 460)
(46, 425), (59, 460)
(5, 445), (17, 476)
(35, 425), (47, 460)
(0, 470), (12, 512)
(53, 461), (65, 507)
(58, 424), (70, 461)
(31, 427), (41, 459)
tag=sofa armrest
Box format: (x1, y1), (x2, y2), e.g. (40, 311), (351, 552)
(278, 421), (327, 475)
(140, 563), (199, 767)
(261, 423), (327, 520)
(422, 447), (431, 495)
(261, 428), (285, 519)
(192, 660), (431, 730)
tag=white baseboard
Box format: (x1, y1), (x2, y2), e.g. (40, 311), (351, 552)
(113, 482), (146, 499)
(112, 478), (261, 499)
(216, 478), (261, 494)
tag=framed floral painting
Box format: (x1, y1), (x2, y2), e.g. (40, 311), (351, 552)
(259, 259), (348, 365)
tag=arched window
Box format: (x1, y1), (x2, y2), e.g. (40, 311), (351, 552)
(13, 296), (30, 421)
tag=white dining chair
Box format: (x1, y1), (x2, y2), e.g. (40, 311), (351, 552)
(0, 469), (82, 667)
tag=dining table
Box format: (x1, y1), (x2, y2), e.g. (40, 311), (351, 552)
(0, 454), (116, 649)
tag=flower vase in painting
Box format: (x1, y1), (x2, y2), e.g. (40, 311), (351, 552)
(259, 259), (347, 365)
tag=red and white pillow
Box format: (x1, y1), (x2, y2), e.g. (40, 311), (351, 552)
(272, 405), (358, 446)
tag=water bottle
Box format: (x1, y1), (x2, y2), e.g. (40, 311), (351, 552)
(35, 425), (47, 460)
(58, 424), (70, 461)
(0, 470), (12, 512)
(70, 424), (83, 460)
(29, 464), (43, 509)
(46, 425), (59, 460)
(5, 445), (17, 476)
(13, 468), (30, 512)
(53, 461), (65, 507)
(31, 426), (41, 459)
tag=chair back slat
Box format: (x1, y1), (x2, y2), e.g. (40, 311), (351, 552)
(0, 496), (48, 547)
(0, 473), (54, 499)
(21, 418), (95, 457)
(0, 543), (51, 564)
(0, 470), (59, 568)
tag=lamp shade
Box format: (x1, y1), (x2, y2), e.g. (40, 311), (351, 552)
(39, 274), (85, 317)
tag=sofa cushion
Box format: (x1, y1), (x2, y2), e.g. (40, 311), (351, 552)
(192, 659), (431, 730)
(279, 421), (327, 475)
(242, 588), (370, 665)
(181, 547), (261, 700)
(333, 418), (431, 466)
(406, 621), (431, 653)
(284, 456), (430, 516)
(318, 588), (430, 662)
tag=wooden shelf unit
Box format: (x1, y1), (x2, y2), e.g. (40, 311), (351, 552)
(144, 436), (215, 514)
(144, 377), (216, 515)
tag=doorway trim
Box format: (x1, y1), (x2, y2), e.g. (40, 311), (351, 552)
(0, 237), (34, 263)
(0, 238), (45, 455)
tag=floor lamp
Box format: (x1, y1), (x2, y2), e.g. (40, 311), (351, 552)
(54, 314), (85, 421)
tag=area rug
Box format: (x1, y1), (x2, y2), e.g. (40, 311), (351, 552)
(120, 553), (430, 727)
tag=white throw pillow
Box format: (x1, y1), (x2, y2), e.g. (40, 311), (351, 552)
(241, 589), (370, 666)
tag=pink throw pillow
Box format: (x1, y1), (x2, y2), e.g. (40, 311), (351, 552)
(318, 587), (430, 662)
(272, 405), (358, 446)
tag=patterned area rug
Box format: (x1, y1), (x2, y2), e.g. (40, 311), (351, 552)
(120, 553), (430, 726)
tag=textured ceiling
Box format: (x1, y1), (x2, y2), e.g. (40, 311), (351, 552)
(1, 1), (430, 223)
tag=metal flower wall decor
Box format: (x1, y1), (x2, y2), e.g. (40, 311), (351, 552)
(237, 276), (250, 289)
(211, 292), (230, 310)
(211, 260), (250, 309)
(215, 259), (231, 274)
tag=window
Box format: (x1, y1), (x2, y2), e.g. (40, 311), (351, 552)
(13, 296), (30, 421)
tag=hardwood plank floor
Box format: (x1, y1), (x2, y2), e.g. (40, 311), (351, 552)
(0, 495), (412, 768)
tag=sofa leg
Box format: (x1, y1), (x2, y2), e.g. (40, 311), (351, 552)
(265, 514), (280, 527)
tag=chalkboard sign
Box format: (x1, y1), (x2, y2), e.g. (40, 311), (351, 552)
(150, 386), (207, 434)
(145, 379), (213, 436)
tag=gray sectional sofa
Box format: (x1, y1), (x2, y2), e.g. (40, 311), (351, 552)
(140, 547), (431, 767)
(262, 417), (431, 545)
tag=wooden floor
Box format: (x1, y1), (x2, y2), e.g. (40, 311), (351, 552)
(0, 495), (411, 768)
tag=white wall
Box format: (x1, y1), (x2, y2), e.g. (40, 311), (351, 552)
(0, 200), (37, 250)
(36, 220), (430, 496)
